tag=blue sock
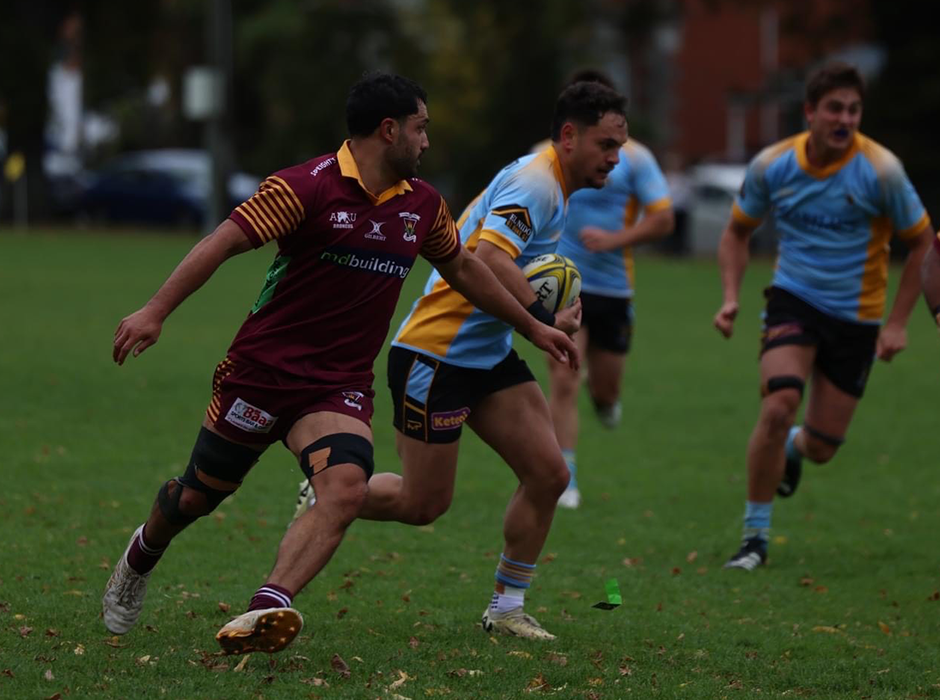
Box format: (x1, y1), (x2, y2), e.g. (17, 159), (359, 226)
(562, 449), (577, 489)
(743, 501), (772, 545)
(785, 426), (802, 462)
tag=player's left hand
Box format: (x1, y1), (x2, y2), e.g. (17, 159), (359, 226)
(580, 226), (622, 252)
(876, 322), (907, 361)
(530, 323), (580, 371)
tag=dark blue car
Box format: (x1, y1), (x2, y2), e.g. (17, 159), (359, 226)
(78, 149), (261, 227)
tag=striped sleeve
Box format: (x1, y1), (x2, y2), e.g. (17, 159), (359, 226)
(229, 176), (305, 247)
(420, 196), (461, 263)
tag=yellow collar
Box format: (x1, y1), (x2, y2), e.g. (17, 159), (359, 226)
(547, 144), (569, 201)
(795, 131), (860, 179)
(337, 140), (413, 205)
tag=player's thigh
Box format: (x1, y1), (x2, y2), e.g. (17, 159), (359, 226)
(758, 343), (815, 390)
(394, 430), (460, 502)
(467, 381), (567, 485)
(547, 328), (587, 390)
(802, 369), (860, 439)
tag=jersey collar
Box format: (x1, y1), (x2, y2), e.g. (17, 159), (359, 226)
(337, 140), (413, 205)
(546, 144), (570, 201)
(795, 131), (860, 179)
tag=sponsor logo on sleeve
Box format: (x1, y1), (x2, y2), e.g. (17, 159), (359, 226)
(310, 157), (336, 177)
(492, 205), (533, 242)
(400, 212), (420, 242)
(431, 407), (471, 431)
(225, 398), (277, 433)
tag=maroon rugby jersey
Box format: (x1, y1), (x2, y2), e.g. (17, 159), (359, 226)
(226, 141), (460, 387)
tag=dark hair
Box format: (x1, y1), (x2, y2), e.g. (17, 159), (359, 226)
(565, 68), (615, 90)
(346, 72), (428, 137)
(550, 81), (627, 141)
(805, 61), (865, 106)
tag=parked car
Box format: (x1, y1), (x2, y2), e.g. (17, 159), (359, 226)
(77, 149), (261, 227)
(687, 163), (776, 255)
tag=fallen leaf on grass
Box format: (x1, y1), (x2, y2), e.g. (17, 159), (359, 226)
(44, 670), (54, 681)
(45, 629), (59, 637)
(18, 626), (33, 638)
(800, 577), (814, 587)
(622, 557), (642, 567)
(408, 636), (419, 649)
(331, 653), (351, 678)
(300, 677), (329, 687)
(814, 586), (829, 594)
(44, 694), (61, 700)
(73, 644), (85, 655)
(102, 637), (125, 649)
(233, 655), (251, 672)
(2, 669), (13, 678)
(812, 626), (844, 634)
(671, 567), (682, 576)
(218, 602), (230, 613)
(388, 670), (410, 691)
(877, 621), (892, 636)
(508, 650), (532, 659)
(447, 668), (483, 677)
(136, 655), (151, 665)
(928, 591), (940, 601)
(545, 652), (567, 666)
(337, 608), (348, 620)
(618, 664), (632, 676)
(686, 551), (698, 563)
(541, 552), (556, 563)
(524, 673), (551, 692)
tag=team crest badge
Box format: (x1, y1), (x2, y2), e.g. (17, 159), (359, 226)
(400, 212), (420, 242)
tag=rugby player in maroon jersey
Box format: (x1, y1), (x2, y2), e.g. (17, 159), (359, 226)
(102, 72), (578, 655)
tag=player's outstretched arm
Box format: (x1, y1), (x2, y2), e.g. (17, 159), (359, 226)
(878, 227), (934, 361)
(113, 220), (254, 365)
(580, 208), (675, 253)
(433, 244), (579, 369)
(921, 234), (940, 328)
(714, 218), (755, 339)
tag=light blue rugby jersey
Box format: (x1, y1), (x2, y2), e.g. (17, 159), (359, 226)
(393, 146), (568, 369)
(733, 131), (930, 323)
(557, 140), (672, 298)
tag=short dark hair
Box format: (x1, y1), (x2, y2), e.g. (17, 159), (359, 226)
(565, 68), (615, 90)
(346, 72), (428, 137)
(805, 61), (866, 106)
(550, 81), (627, 141)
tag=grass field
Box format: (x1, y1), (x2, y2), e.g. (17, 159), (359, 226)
(3, 228), (940, 699)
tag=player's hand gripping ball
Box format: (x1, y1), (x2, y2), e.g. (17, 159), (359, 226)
(523, 253), (581, 314)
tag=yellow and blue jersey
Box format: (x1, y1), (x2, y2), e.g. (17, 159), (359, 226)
(558, 140), (671, 298)
(393, 146), (568, 368)
(733, 131), (930, 323)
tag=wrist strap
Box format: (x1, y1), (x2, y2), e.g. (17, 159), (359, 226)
(526, 300), (556, 328)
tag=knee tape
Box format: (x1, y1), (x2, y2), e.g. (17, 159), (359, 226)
(762, 375), (805, 398)
(300, 433), (374, 480)
(157, 428), (261, 525)
(803, 424), (845, 447)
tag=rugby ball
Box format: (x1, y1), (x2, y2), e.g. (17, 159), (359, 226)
(522, 253), (581, 314)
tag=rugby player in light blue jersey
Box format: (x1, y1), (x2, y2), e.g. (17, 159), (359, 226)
(544, 70), (675, 510)
(714, 62), (934, 570)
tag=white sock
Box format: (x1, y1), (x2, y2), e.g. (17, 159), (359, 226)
(490, 586), (526, 614)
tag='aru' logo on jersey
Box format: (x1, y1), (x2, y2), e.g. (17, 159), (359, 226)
(330, 211), (357, 229)
(492, 205), (533, 242)
(365, 220), (386, 241)
(400, 212), (420, 242)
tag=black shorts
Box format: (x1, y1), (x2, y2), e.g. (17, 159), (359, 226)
(760, 287), (878, 398)
(388, 346), (535, 444)
(580, 292), (634, 354)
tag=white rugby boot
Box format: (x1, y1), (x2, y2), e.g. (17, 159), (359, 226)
(102, 526), (152, 635)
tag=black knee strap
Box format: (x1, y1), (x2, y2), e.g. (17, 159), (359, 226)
(803, 424), (845, 447)
(300, 434), (374, 480)
(763, 375), (805, 398)
(157, 428), (262, 525)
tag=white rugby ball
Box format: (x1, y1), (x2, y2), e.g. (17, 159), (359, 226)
(522, 253), (581, 314)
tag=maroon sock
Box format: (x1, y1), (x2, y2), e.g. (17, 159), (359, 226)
(248, 583), (293, 612)
(125, 524), (167, 575)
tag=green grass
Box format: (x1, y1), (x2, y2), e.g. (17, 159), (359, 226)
(3, 228), (940, 699)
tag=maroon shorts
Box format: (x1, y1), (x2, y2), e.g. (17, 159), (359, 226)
(205, 356), (374, 445)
